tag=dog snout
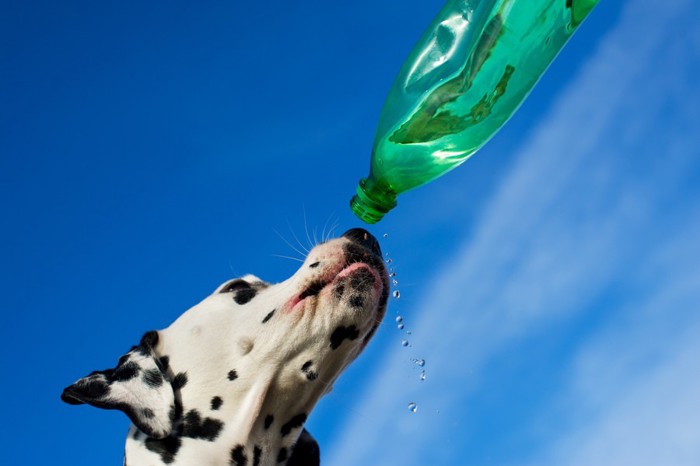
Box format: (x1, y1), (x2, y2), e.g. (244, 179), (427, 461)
(341, 228), (382, 257)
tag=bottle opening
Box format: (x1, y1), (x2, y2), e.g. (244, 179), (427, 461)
(350, 178), (397, 224)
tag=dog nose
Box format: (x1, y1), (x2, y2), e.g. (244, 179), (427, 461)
(342, 228), (382, 257)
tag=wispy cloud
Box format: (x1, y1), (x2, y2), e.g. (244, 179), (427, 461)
(522, 218), (700, 466)
(326, 0), (700, 464)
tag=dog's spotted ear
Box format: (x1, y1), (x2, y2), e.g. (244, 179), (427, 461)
(288, 429), (320, 466)
(61, 331), (174, 439)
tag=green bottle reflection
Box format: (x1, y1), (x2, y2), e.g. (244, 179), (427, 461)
(350, 0), (600, 223)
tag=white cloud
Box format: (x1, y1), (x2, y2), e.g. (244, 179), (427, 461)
(523, 221), (700, 466)
(325, 0), (700, 464)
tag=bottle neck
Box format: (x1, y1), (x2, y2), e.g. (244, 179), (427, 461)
(350, 177), (397, 224)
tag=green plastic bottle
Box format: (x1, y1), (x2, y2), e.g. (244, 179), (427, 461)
(350, 0), (600, 223)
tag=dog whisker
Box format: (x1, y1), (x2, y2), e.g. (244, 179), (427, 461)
(320, 214), (334, 245)
(287, 218), (311, 254)
(325, 221), (340, 243)
(274, 228), (309, 259)
(302, 208), (316, 250)
(271, 254), (305, 263)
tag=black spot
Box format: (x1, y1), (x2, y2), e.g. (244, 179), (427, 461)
(262, 309), (276, 324)
(141, 330), (160, 347)
(264, 414), (274, 430)
(169, 400), (183, 425)
(288, 429), (321, 466)
(182, 409), (224, 441)
(343, 241), (383, 268)
(113, 361), (140, 382)
(299, 281), (324, 300)
(136, 331), (159, 356)
(350, 268), (375, 292)
(80, 380), (111, 399)
(566, 0), (573, 7)
(142, 408), (155, 419)
(230, 444), (248, 466)
(253, 446), (262, 466)
(349, 295), (365, 308)
(329, 325), (360, 350)
(221, 279), (251, 293)
(132, 429), (142, 441)
(281, 413), (307, 437)
(309, 261), (320, 268)
(301, 361), (318, 381)
(277, 448), (288, 463)
(158, 356), (170, 371)
(172, 372), (188, 390)
(235, 288), (257, 305)
(211, 396), (223, 411)
(61, 379), (110, 404)
(333, 284), (345, 299)
(145, 436), (181, 464)
(142, 368), (164, 388)
(228, 370), (238, 381)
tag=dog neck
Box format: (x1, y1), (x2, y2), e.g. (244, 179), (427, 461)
(123, 321), (332, 465)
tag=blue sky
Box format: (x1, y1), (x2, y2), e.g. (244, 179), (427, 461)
(2, 0), (699, 465)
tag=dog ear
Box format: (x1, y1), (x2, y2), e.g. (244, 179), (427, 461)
(288, 429), (320, 466)
(61, 331), (175, 439)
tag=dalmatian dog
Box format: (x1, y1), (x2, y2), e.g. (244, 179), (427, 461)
(62, 228), (388, 465)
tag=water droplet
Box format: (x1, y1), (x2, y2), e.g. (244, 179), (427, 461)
(393, 290), (401, 299)
(385, 252), (390, 257)
(383, 233), (389, 238)
(420, 370), (426, 381)
(406, 330), (412, 335)
(395, 316), (405, 329)
(389, 272), (396, 277)
(413, 358), (425, 367)
(401, 339), (409, 347)
(386, 258), (393, 264)
(408, 402), (418, 413)
(392, 279), (399, 286)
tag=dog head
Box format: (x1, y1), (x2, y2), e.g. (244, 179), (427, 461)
(62, 228), (388, 465)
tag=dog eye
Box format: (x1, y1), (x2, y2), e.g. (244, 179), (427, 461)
(219, 279), (252, 293)
(309, 261), (321, 268)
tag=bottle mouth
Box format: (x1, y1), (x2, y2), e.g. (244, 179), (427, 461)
(350, 179), (397, 224)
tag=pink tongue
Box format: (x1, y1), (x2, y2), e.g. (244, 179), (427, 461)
(288, 263), (380, 311)
(337, 262), (371, 279)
